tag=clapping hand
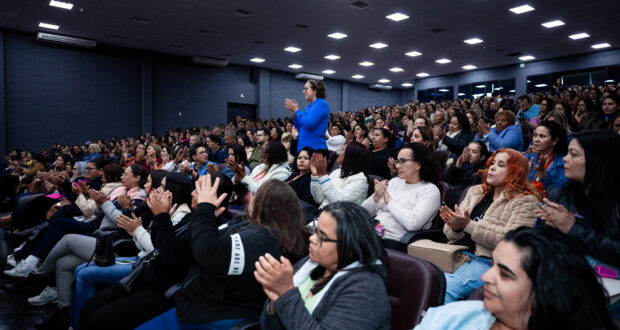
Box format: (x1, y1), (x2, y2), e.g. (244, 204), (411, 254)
(387, 157), (397, 177)
(440, 204), (471, 230)
(89, 189), (109, 208)
(310, 153), (328, 177)
(528, 155), (548, 180)
(78, 181), (90, 195)
(284, 98), (299, 116)
(373, 179), (388, 202)
(116, 213), (142, 236)
(71, 182), (83, 195)
(478, 119), (491, 136)
(254, 253), (294, 303)
(195, 174), (228, 216)
(117, 193), (133, 209)
(433, 126), (446, 140)
(146, 188), (174, 216)
(534, 198), (575, 234)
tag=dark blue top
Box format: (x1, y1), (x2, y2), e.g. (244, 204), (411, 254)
(293, 98), (330, 152)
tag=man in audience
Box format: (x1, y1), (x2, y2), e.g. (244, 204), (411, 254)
(248, 128), (267, 168)
(180, 144), (216, 180)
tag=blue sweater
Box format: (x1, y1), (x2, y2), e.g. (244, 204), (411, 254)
(293, 98), (330, 152)
(476, 125), (523, 152)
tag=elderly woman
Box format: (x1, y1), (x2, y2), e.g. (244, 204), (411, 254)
(440, 149), (540, 302)
(415, 228), (613, 329)
(256, 202), (391, 329)
(83, 143), (102, 163)
(476, 110), (523, 152)
(363, 143), (441, 249)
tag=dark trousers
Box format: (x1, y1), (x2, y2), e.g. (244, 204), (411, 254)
(79, 283), (173, 330)
(11, 196), (57, 230)
(31, 217), (95, 259)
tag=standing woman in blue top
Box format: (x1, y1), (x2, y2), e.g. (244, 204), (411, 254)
(285, 80), (330, 152)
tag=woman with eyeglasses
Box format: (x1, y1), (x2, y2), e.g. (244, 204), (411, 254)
(284, 79), (330, 152)
(255, 202), (390, 329)
(362, 143), (442, 250)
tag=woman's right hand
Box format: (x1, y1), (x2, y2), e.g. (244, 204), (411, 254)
(195, 175), (227, 213)
(373, 179), (388, 202)
(254, 253), (294, 302)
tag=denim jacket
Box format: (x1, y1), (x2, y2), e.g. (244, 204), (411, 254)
(525, 152), (569, 196)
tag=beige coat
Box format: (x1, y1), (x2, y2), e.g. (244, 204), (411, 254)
(75, 181), (123, 217)
(443, 185), (539, 257)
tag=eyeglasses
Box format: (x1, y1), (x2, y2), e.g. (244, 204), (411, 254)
(85, 167), (96, 171)
(312, 219), (338, 247)
(394, 158), (415, 166)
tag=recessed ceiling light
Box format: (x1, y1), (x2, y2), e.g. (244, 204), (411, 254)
(39, 22), (59, 30)
(378, 79), (390, 83)
(464, 38), (483, 45)
(462, 65), (477, 70)
(591, 43), (611, 49)
(386, 12), (409, 21)
(457, 93), (466, 96)
(569, 33), (590, 40)
(327, 32), (348, 39)
(401, 82), (413, 87)
(509, 5), (535, 14)
(519, 55), (535, 61)
(322, 69), (335, 74)
(324, 54), (341, 60)
(416, 72), (429, 77)
(389, 67), (404, 72)
(352, 74), (365, 79)
(438, 89), (450, 92)
(509, 89), (516, 93)
(495, 87), (504, 90)
(284, 46), (301, 53)
(405, 51), (422, 57)
(359, 61), (374, 67)
(605, 79), (615, 83)
(250, 57), (265, 63)
(475, 85), (486, 88)
(541, 20), (565, 28)
(535, 84), (548, 88)
(527, 80), (532, 83)
(369, 42), (388, 49)
(49, 0), (73, 10)
(435, 58), (451, 64)
(288, 64), (303, 69)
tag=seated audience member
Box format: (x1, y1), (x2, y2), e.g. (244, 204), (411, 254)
(287, 147), (319, 208)
(612, 112), (620, 135)
(443, 141), (491, 197)
(66, 172), (191, 329)
(326, 124), (346, 154)
(370, 128), (398, 179)
(256, 202), (391, 329)
(581, 97), (607, 131)
(476, 110), (524, 152)
(142, 143), (162, 173)
(310, 142), (370, 208)
(136, 177), (308, 329)
(542, 109), (572, 134)
(440, 149), (540, 303)
(362, 143), (441, 249)
(83, 143), (101, 163)
(248, 129), (268, 168)
(221, 144), (250, 180)
(525, 121), (569, 196)
(239, 134), (255, 161)
(233, 142), (291, 194)
(516, 95), (540, 122)
(602, 94), (619, 126)
(205, 134), (227, 164)
(179, 144), (216, 181)
(528, 97), (554, 126)
(79, 173), (233, 330)
(73, 163), (123, 218)
(536, 130), (620, 270)
(280, 135), (296, 163)
(352, 124), (371, 149)
(435, 112), (474, 156)
(415, 227), (613, 330)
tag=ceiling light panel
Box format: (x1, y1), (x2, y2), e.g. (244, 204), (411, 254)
(405, 51), (422, 57)
(324, 54), (341, 60)
(438, 89), (450, 92)
(389, 67), (404, 72)
(284, 46), (301, 53)
(569, 33), (590, 40)
(541, 20), (565, 28)
(386, 13), (409, 21)
(591, 43), (610, 49)
(359, 61), (374, 66)
(435, 58), (452, 64)
(509, 5), (535, 14)
(288, 64), (303, 69)
(369, 42), (388, 49)
(352, 74), (365, 79)
(322, 69), (335, 74)
(327, 32), (348, 39)
(519, 55), (535, 61)
(416, 72), (429, 77)
(378, 79), (390, 83)
(464, 38), (483, 45)
(462, 65), (477, 70)
(401, 83), (413, 87)
(39, 22), (59, 30)
(250, 57), (265, 63)
(535, 84), (548, 87)
(49, 0), (73, 9)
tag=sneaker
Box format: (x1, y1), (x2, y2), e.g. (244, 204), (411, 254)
(28, 286), (59, 306)
(3, 259), (38, 278)
(7, 254), (17, 267)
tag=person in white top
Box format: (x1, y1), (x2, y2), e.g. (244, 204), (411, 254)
(326, 124), (346, 154)
(310, 142), (370, 208)
(362, 143), (441, 247)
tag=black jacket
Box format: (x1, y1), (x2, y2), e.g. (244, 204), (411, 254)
(443, 161), (485, 188)
(174, 203), (281, 323)
(442, 131), (474, 156)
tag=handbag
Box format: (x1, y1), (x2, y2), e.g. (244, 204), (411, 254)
(93, 231), (115, 267)
(119, 250), (159, 292)
(407, 239), (470, 273)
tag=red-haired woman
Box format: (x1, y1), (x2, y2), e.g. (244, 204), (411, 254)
(439, 148), (541, 302)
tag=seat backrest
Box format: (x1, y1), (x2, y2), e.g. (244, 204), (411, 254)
(457, 185), (474, 206)
(439, 181), (454, 208)
(386, 249), (445, 330)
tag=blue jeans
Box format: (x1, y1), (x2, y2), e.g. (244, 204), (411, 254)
(444, 254), (491, 303)
(136, 308), (243, 330)
(70, 256), (138, 330)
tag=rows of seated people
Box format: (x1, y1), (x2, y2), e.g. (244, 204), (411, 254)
(0, 83), (618, 329)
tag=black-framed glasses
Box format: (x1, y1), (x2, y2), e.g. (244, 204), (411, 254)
(394, 158), (415, 166)
(312, 219), (338, 247)
(85, 167), (96, 171)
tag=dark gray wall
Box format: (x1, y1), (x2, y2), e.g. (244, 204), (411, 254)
(415, 48), (620, 99)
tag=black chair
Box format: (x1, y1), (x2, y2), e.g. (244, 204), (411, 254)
(457, 185), (474, 206)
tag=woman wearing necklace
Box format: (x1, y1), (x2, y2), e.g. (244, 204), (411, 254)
(439, 149), (540, 303)
(525, 121), (569, 196)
